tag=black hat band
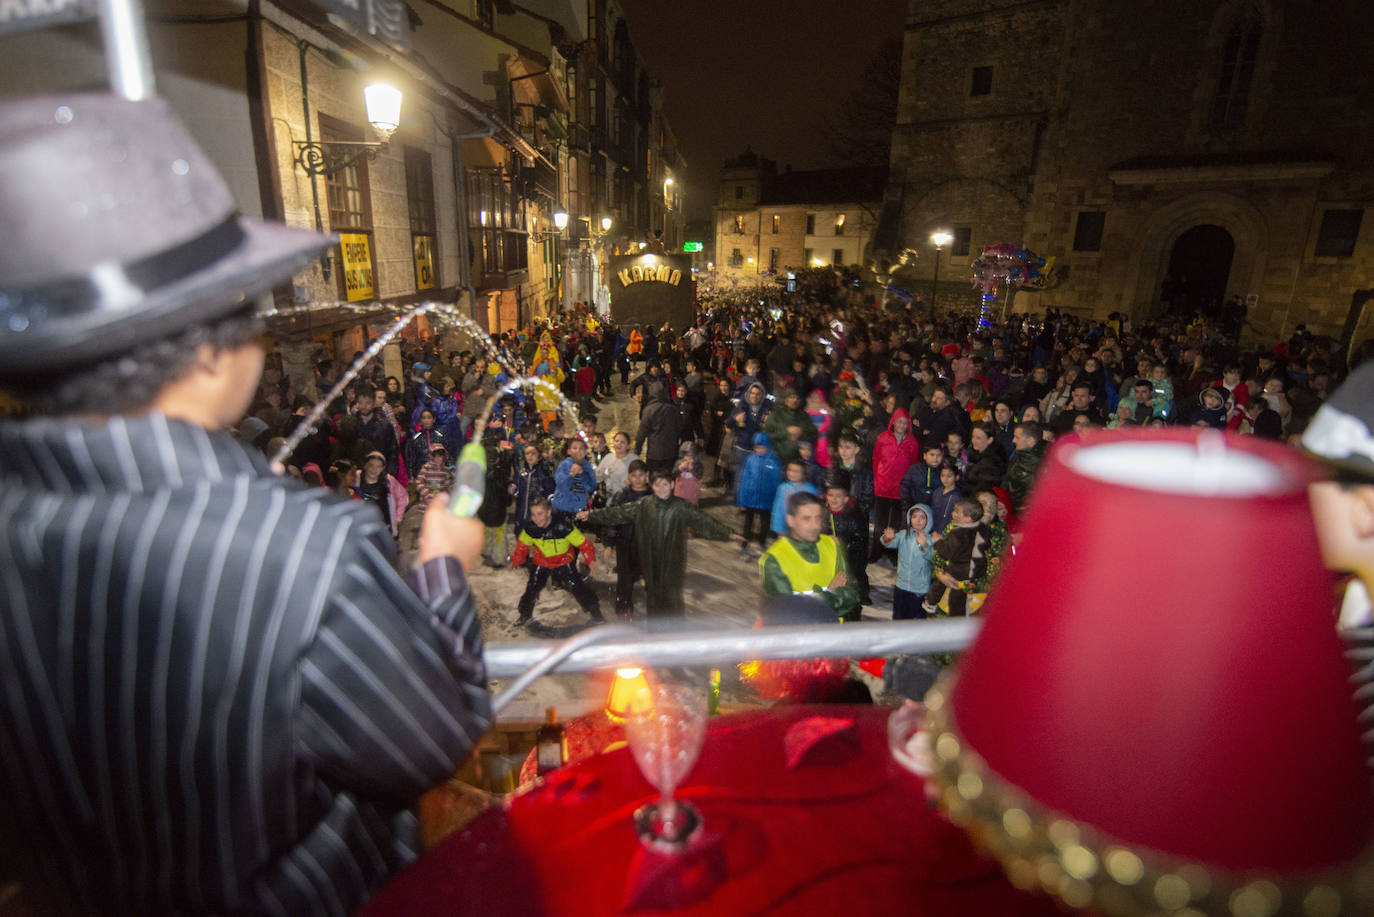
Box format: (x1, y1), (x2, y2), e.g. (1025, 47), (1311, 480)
(1, 215), (246, 330)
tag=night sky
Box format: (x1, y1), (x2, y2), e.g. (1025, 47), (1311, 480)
(617, 0), (910, 224)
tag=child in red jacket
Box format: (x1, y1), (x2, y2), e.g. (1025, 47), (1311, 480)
(511, 497), (603, 626)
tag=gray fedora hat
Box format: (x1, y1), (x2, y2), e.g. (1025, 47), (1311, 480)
(0, 93), (332, 376)
(1302, 361), (1374, 483)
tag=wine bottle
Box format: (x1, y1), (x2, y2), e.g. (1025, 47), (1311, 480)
(536, 706), (568, 776)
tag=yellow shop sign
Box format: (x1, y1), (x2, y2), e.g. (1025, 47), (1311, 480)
(339, 232), (374, 302)
(414, 234), (436, 290)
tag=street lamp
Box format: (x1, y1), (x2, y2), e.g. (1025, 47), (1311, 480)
(930, 229), (953, 314)
(547, 209), (569, 313)
(294, 81), (403, 176)
(362, 82), (402, 134)
(601, 216), (613, 232)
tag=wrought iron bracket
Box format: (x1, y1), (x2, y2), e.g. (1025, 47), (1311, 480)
(293, 139), (389, 177)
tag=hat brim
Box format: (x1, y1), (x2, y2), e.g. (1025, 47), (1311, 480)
(2, 216), (332, 374)
(1302, 451), (1374, 485)
(1301, 402), (1374, 484)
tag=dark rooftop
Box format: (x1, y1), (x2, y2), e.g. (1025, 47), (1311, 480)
(1109, 149), (1336, 171)
(757, 166), (887, 205)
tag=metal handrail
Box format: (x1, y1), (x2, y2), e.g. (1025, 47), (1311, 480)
(489, 624), (641, 715)
(483, 617), (980, 680)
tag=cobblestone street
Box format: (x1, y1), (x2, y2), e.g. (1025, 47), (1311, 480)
(471, 389), (898, 719)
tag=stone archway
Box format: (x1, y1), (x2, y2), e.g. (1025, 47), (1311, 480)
(1120, 191), (1268, 324)
(1162, 225), (1235, 316)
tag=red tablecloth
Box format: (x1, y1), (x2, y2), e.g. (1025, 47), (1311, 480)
(361, 706), (1065, 916)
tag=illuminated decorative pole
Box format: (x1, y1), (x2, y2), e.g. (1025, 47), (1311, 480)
(979, 288), (997, 329)
(930, 229), (952, 316)
(553, 208), (569, 312)
(970, 244), (1044, 331)
(596, 216), (613, 312)
(971, 244), (1008, 331)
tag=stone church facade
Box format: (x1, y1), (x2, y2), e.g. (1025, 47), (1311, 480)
(881, 0), (1373, 344)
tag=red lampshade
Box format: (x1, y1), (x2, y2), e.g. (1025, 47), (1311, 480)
(933, 429), (1374, 913)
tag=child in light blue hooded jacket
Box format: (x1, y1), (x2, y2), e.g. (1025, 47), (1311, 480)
(770, 459), (819, 534)
(880, 503), (936, 620)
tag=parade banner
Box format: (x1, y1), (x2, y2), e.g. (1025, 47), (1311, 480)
(339, 232), (375, 302)
(608, 252), (694, 330)
(0, 0), (97, 36)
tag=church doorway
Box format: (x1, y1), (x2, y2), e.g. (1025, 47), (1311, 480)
(1160, 225), (1235, 318)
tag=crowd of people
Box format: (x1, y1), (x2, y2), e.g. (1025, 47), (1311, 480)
(240, 266), (1355, 630)
(9, 94), (1373, 917)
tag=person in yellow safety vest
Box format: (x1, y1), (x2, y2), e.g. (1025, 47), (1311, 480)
(759, 491), (860, 621)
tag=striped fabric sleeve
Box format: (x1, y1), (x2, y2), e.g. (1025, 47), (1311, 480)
(297, 529), (491, 804)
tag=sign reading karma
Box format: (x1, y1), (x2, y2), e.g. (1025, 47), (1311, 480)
(616, 262), (684, 288)
(608, 253), (694, 330)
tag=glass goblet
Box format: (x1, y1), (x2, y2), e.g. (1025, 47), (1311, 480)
(625, 683), (708, 851)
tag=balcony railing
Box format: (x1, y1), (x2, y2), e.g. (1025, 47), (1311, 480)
(569, 123), (590, 152)
(473, 228), (530, 290)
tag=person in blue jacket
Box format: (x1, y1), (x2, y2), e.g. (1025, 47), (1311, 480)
(771, 459), (819, 534)
(735, 432), (781, 555)
(552, 436), (597, 523)
(729, 381), (772, 493)
(880, 503), (936, 620)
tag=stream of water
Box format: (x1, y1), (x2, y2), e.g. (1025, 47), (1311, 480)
(269, 298), (580, 468)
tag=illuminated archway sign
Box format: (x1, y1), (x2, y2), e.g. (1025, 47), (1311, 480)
(617, 262), (685, 287)
(608, 252), (695, 329)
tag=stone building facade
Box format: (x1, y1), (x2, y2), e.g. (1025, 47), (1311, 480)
(562, 0), (687, 311)
(0, 0), (684, 386)
(714, 150), (885, 285)
(881, 0), (1374, 344)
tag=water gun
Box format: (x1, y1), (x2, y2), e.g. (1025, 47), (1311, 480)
(448, 441), (487, 517)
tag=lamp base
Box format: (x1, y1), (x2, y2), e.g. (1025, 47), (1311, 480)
(633, 799), (703, 853)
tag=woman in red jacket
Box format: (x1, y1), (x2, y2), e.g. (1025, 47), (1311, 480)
(871, 408), (920, 555)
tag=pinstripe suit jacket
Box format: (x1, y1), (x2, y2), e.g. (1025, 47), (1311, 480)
(0, 413), (490, 915)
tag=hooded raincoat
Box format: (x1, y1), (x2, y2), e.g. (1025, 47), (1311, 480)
(872, 407), (920, 500)
(585, 494), (736, 616)
(736, 433), (782, 510)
